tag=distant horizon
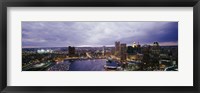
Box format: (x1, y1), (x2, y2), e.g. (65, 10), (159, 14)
(22, 44), (178, 49)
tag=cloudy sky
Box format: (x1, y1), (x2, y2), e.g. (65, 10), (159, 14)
(22, 21), (178, 48)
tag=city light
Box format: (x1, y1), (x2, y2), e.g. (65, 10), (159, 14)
(22, 21), (178, 71)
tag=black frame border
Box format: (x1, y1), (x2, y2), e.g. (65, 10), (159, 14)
(0, 0), (200, 93)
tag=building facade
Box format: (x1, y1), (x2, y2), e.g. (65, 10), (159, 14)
(120, 43), (127, 61)
(68, 46), (75, 57)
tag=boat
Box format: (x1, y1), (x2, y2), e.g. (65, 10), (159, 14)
(104, 60), (118, 71)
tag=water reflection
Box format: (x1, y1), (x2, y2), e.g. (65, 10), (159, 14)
(69, 59), (106, 71)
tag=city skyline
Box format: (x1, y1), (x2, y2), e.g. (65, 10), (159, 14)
(22, 21), (178, 48)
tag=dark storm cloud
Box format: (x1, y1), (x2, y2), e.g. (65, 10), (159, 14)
(22, 21), (178, 48)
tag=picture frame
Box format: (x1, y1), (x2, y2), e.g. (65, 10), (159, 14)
(0, 0), (199, 93)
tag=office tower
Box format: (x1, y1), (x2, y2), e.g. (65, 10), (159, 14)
(151, 42), (160, 55)
(68, 46), (75, 57)
(120, 43), (127, 61)
(115, 41), (120, 56)
(102, 46), (106, 56)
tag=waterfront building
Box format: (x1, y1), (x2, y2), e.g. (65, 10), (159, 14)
(136, 42), (141, 53)
(151, 42), (160, 55)
(115, 41), (121, 56)
(120, 43), (127, 61)
(68, 46), (75, 57)
(127, 46), (135, 54)
(127, 42), (141, 54)
(102, 46), (106, 56)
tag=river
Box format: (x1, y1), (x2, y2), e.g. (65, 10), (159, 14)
(69, 59), (107, 71)
(47, 59), (107, 71)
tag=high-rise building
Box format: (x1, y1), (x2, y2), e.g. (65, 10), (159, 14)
(102, 46), (106, 56)
(115, 41), (121, 56)
(128, 42), (141, 54)
(137, 42), (141, 48)
(151, 42), (160, 54)
(68, 46), (75, 57)
(150, 42), (160, 67)
(137, 42), (141, 53)
(132, 42), (137, 48)
(120, 43), (127, 61)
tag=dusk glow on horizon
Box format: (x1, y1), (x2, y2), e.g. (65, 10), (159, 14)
(22, 21), (178, 48)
